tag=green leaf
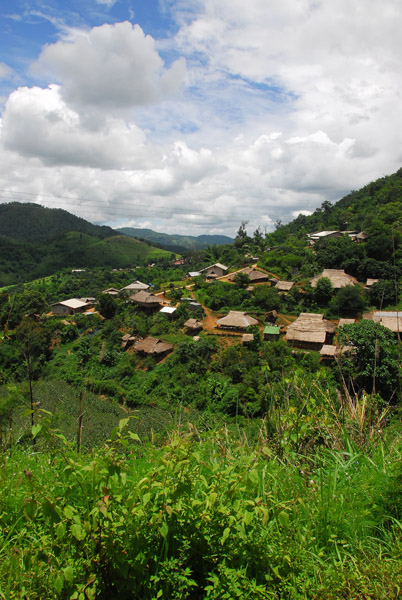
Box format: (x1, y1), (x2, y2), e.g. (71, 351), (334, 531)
(71, 523), (85, 541)
(54, 574), (64, 594)
(119, 418), (130, 431)
(63, 565), (74, 583)
(55, 521), (66, 541)
(64, 505), (75, 520)
(128, 432), (141, 442)
(278, 510), (289, 529)
(220, 527), (230, 545)
(160, 522), (168, 539)
(31, 423), (42, 439)
(42, 500), (61, 524)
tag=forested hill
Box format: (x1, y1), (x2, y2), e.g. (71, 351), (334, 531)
(117, 227), (233, 253)
(0, 202), (117, 243)
(270, 167), (402, 241)
(0, 203), (174, 287)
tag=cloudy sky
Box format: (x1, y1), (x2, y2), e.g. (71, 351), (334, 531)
(0, 0), (401, 237)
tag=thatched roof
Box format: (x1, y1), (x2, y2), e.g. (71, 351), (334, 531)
(338, 318), (355, 327)
(320, 344), (337, 357)
(121, 333), (136, 348)
(228, 267), (268, 282)
(310, 269), (356, 289)
(200, 262), (227, 272)
(216, 311), (258, 329)
(134, 337), (173, 355)
(184, 318), (203, 330)
(121, 281), (149, 292)
(286, 312), (335, 345)
(130, 291), (163, 305)
(275, 280), (294, 291)
(241, 334), (254, 344)
(373, 312), (402, 333)
(365, 278), (379, 288)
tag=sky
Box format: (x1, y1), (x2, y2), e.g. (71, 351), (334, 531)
(0, 0), (402, 237)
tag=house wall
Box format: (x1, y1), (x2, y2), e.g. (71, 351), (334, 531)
(52, 305), (73, 315)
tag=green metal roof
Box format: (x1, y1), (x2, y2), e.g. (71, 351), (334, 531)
(264, 325), (280, 334)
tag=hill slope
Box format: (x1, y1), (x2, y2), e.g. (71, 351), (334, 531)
(0, 202), (117, 243)
(0, 204), (172, 287)
(274, 167), (402, 239)
(117, 227), (233, 253)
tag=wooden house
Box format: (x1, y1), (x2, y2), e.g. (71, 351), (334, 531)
(129, 291), (163, 309)
(263, 325), (281, 340)
(286, 313), (336, 350)
(51, 299), (90, 316)
(228, 267), (268, 283)
(200, 263), (228, 279)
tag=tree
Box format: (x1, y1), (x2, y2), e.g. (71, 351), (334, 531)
(234, 221), (250, 249)
(330, 285), (366, 317)
(338, 319), (399, 400)
(369, 280), (400, 309)
(97, 293), (117, 319)
(252, 286), (281, 311)
(314, 277), (334, 305)
(233, 272), (251, 288)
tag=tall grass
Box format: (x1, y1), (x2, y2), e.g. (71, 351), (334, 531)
(0, 417), (401, 599)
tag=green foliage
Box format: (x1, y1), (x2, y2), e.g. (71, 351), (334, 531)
(314, 277), (334, 305)
(338, 319), (399, 400)
(330, 285), (366, 317)
(97, 293), (117, 319)
(0, 419), (402, 599)
(369, 279), (400, 309)
(233, 271), (251, 287)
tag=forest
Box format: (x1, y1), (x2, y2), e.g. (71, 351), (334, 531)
(1, 169), (402, 598)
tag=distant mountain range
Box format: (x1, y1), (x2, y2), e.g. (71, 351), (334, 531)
(117, 227), (234, 253)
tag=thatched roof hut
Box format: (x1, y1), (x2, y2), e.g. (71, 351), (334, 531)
(121, 281), (149, 295)
(216, 311), (258, 330)
(372, 311), (402, 334)
(286, 313), (336, 350)
(228, 267), (268, 283)
(134, 337), (173, 356)
(310, 269), (357, 289)
(130, 291), (163, 308)
(274, 281), (294, 292)
(184, 318), (203, 331)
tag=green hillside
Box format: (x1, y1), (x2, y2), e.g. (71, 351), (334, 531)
(0, 227), (172, 287)
(117, 227), (233, 253)
(0, 202), (117, 243)
(273, 166), (402, 238)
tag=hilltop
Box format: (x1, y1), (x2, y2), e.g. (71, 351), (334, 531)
(0, 202), (117, 243)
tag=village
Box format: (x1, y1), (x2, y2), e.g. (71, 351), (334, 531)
(46, 241), (401, 366)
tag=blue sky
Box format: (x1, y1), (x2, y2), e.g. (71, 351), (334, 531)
(0, 0), (402, 235)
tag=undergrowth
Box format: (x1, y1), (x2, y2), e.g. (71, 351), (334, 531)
(0, 417), (402, 599)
